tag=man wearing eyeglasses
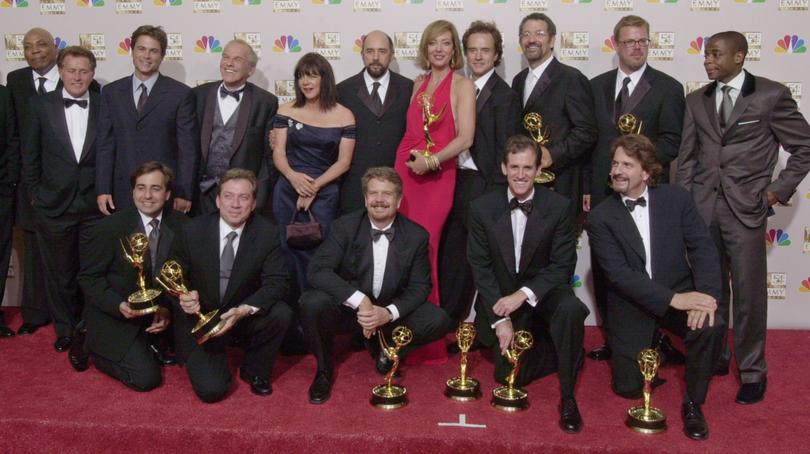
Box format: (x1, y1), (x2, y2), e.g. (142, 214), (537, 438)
(512, 13), (597, 215)
(584, 15), (685, 364)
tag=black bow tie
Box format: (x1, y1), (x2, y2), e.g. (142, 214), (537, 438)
(509, 198), (533, 214)
(64, 98), (88, 109)
(625, 197), (647, 212)
(371, 227), (394, 242)
(220, 86), (244, 101)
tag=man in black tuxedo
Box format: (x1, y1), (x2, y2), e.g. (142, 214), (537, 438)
(193, 39), (278, 218)
(440, 21), (521, 327)
(468, 135), (589, 433)
(586, 135), (724, 440)
(77, 162), (183, 390)
(96, 25), (199, 216)
(172, 168), (291, 403)
(23, 46), (104, 352)
(585, 15), (685, 362)
(0, 84), (15, 338)
(6, 27), (61, 336)
(302, 167), (451, 404)
(512, 14), (597, 210)
(336, 31), (412, 215)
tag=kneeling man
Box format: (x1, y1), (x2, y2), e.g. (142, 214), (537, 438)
(302, 167), (451, 404)
(171, 168), (291, 403)
(586, 134), (724, 440)
(468, 135), (589, 433)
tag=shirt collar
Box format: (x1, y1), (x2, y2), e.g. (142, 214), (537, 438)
(137, 209), (163, 229)
(473, 68), (495, 92)
(363, 69), (390, 91)
(530, 56), (554, 80)
(33, 65), (59, 84)
(507, 188), (535, 204)
(369, 218), (394, 231)
(717, 70), (745, 92)
(617, 63), (647, 87)
(620, 186), (649, 205)
(132, 73), (159, 95)
(219, 82), (246, 93)
(61, 88), (90, 101)
(219, 217), (246, 240)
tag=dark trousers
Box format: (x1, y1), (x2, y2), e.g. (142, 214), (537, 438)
(439, 169), (492, 325)
(0, 192), (13, 305)
(183, 303), (292, 403)
(484, 286), (588, 399)
(301, 289), (451, 375)
(20, 229), (50, 326)
(610, 309), (725, 404)
(91, 331), (162, 392)
(35, 211), (101, 337)
(709, 194), (768, 383)
(195, 188), (219, 217)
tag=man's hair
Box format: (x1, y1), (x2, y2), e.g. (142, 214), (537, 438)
(502, 135), (541, 167)
(708, 31), (749, 58)
(361, 167), (403, 198)
(417, 20), (464, 71)
(361, 32), (394, 53)
(57, 46), (97, 71)
(218, 168), (257, 197)
(609, 134), (662, 186)
(226, 39), (259, 67)
(612, 15), (650, 40)
(462, 21), (504, 68)
(130, 161), (174, 191)
(293, 52), (338, 111)
(131, 25), (168, 57)
(519, 13), (557, 38)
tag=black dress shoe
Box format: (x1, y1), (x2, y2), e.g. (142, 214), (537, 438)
(0, 312), (15, 337)
(149, 343), (177, 366)
(68, 323), (89, 372)
(17, 322), (44, 336)
(682, 401), (709, 440)
(239, 367), (272, 396)
(587, 344), (612, 361)
(614, 377), (667, 399)
(559, 397), (583, 433)
(308, 371), (333, 404)
(657, 334), (686, 366)
(735, 380), (766, 405)
(54, 336), (73, 352)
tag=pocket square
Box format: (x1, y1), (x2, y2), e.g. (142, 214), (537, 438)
(737, 119), (760, 125)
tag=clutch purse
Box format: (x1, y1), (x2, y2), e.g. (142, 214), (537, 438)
(286, 209), (323, 250)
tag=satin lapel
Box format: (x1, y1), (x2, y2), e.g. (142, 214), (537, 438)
(476, 75), (495, 114)
(79, 93), (100, 162)
(356, 78), (378, 117)
(722, 72), (756, 139)
(46, 94), (76, 162)
(525, 60), (555, 111)
(701, 81), (722, 135)
(378, 217), (403, 302)
(205, 215), (223, 307)
(155, 216), (174, 274)
(494, 202), (516, 277)
(380, 73), (398, 116)
(610, 196), (646, 264)
(355, 219), (374, 295)
(519, 192), (544, 275)
(200, 84), (218, 164)
(229, 84), (252, 158)
(647, 188), (665, 279)
(137, 75), (167, 122)
(223, 216), (255, 305)
(625, 69), (652, 115)
(605, 70), (617, 120)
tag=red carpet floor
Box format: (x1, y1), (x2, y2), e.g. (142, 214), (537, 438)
(1, 308), (808, 453)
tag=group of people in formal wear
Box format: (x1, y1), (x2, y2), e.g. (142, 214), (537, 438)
(1, 11), (809, 441)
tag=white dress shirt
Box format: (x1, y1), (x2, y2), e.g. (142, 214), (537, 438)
(457, 68), (495, 171)
(523, 57), (554, 107)
(218, 218), (258, 314)
(363, 69), (390, 103)
(132, 73), (159, 108)
(615, 63), (647, 100)
(621, 186), (652, 278)
(32, 65), (59, 93)
(62, 88), (90, 162)
(137, 210), (163, 237)
(217, 82), (244, 124)
(344, 219), (400, 321)
(715, 70), (745, 112)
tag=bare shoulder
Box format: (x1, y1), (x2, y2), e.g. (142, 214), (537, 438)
(335, 103), (356, 125)
(278, 102), (295, 115)
(453, 74), (475, 93)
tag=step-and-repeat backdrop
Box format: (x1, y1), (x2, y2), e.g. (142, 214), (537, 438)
(2, 0), (809, 327)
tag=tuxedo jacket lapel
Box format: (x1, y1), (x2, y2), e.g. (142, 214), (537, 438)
(476, 75), (495, 114)
(494, 204), (516, 277)
(200, 84), (218, 164)
(230, 84), (253, 157)
(701, 81), (723, 136)
(79, 93), (100, 162)
(647, 188), (666, 279)
(524, 60), (555, 110)
(137, 75), (166, 121)
(609, 196), (646, 264)
(625, 68), (652, 115)
(354, 73), (380, 117)
(354, 220), (374, 295)
(519, 194), (545, 275)
(723, 71), (756, 139)
(604, 70), (618, 119)
(378, 220), (403, 302)
(46, 94), (76, 162)
(222, 216), (257, 305)
(381, 74), (398, 117)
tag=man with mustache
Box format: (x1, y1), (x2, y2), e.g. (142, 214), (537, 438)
(676, 31), (810, 405)
(301, 167), (451, 404)
(586, 134), (724, 440)
(335, 31), (412, 215)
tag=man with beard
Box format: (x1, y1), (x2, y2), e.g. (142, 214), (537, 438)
(336, 31), (412, 215)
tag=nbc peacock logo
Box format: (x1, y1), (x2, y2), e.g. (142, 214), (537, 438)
(195, 36), (223, 54)
(154, 0), (182, 5)
(766, 228), (791, 247)
(800, 276), (810, 293)
(117, 37), (132, 55)
(54, 37), (68, 50)
(570, 275), (583, 289)
(77, 0), (104, 6)
(353, 35), (366, 53)
(687, 36), (709, 55)
(601, 36), (616, 53)
(775, 35), (806, 54)
(1, 0), (29, 7)
(273, 35), (302, 53)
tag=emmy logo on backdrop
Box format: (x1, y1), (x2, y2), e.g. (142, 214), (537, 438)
(491, 330), (534, 411)
(371, 326), (413, 409)
(120, 233), (162, 316)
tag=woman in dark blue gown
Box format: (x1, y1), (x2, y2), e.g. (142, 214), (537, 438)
(272, 53), (356, 295)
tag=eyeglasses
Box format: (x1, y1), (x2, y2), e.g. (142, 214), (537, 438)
(520, 30), (548, 40)
(618, 38), (651, 48)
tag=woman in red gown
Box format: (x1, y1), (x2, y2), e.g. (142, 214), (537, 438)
(394, 20), (476, 363)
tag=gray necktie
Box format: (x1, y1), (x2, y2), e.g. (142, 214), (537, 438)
(137, 83), (148, 114)
(615, 77), (631, 122)
(370, 81), (383, 115)
(148, 218), (160, 271)
(719, 85), (733, 129)
(220, 231), (237, 301)
(37, 77), (47, 95)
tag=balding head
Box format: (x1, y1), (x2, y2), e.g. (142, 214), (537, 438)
(23, 27), (57, 74)
(361, 30), (394, 79)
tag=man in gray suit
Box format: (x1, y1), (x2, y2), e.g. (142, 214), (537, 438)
(676, 31), (810, 405)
